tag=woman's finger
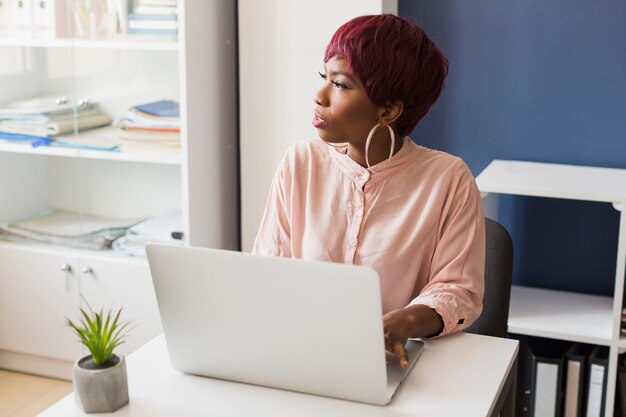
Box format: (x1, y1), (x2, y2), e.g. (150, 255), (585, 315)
(392, 342), (409, 368)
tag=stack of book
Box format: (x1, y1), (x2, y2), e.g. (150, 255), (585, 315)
(115, 99), (180, 152)
(128, 0), (178, 37)
(0, 209), (142, 251)
(0, 95), (112, 147)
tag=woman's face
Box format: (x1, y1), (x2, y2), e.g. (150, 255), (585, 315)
(313, 57), (383, 146)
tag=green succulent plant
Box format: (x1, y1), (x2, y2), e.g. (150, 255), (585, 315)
(66, 305), (130, 366)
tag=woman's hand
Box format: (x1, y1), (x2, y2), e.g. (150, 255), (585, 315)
(382, 308), (413, 367)
(383, 304), (444, 368)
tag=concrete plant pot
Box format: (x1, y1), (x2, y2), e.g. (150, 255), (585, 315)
(72, 354), (129, 413)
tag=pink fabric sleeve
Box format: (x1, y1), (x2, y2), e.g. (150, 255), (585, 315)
(251, 160), (292, 258)
(410, 167), (486, 336)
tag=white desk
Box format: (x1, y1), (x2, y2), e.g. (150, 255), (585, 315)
(40, 332), (518, 417)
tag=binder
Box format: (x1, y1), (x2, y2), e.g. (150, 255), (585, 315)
(585, 346), (609, 417)
(31, 0), (69, 38)
(616, 354), (626, 417)
(10, 0), (32, 38)
(0, 0), (11, 36)
(515, 335), (569, 417)
(564, 343), (594, 417)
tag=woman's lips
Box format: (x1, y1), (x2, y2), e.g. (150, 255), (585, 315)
(312, 113), (327, 128)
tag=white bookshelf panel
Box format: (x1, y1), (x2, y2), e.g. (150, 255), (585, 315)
(508, 285), (613, 345)
(618, 338), (626, 349)
(0, 240), (149, 264)
(0, 131), (180, 165)
(476, 160), (626, 204)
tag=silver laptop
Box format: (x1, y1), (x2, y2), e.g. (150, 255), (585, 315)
(146, 244), (423, 405)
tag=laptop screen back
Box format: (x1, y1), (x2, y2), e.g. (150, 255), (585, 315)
(147, 244), (390, 404)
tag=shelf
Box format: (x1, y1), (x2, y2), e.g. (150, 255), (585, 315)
(0, 127), (181, 165)
(476, 160), (626, 205)
(507, 285), (613, 345)
(618, 338), (626, 349)
(0, 35), (179, 51)
(0, 240), (149, 264)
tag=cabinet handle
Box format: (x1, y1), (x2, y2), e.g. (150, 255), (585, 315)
(60, 264), (72, 272)
(82, 266), (93, 274)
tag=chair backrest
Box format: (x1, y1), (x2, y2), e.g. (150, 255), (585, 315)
(465, 217), (513, 338)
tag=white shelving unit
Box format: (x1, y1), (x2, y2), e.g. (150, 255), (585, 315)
(0, 36), (179, 51)
(476, 159), (626, 417)
(0, 127), (181, 165)
(0, 2), (238, 380)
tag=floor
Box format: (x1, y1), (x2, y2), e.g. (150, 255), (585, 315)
(0, 370), (72, 417)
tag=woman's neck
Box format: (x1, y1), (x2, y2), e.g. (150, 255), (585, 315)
(347, 133), (403, 169)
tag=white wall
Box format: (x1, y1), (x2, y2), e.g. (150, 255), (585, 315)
(239, 0), (398, 251)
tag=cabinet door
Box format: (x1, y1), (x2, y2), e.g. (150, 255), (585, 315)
(78, 256), (162, 356)
(0, 245), (82, 361)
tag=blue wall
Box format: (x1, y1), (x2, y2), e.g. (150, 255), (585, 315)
(399, 1), (626, 295)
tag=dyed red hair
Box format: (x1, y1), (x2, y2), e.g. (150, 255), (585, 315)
(324, 14), (448, 136)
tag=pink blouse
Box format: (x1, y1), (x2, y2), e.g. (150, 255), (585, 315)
(252, 137), (485, 335)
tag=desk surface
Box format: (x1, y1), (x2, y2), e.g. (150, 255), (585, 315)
(40, 332), (518, 417)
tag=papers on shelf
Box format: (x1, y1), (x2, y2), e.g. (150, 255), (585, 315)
(117, 99), (180, 128)
(53, 126), (121, 152)
(0, 95), (112, 137)
(1, 109), (113, 136)
(128, 0), (178, 36)
(113, 209), (183, 257)
(0, 209), (143, 250)
(115, 99), (180, 152)
(0, 95), (90, 115)
(0, 96), (183, 154)
(0, 0), (178, 39)
(117, 127), (179, 143)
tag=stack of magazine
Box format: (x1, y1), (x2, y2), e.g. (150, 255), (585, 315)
(0, 209), (142, 251)
(113, 208), (183, 257)
(0, 96), (112, 148)
(115, 99), (180, 152)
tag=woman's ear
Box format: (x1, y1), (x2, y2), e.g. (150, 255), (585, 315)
(379, 102), (404, 126)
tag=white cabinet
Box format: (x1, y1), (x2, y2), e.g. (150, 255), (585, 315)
(0, 244), (81, 362)
(0, 242), (163, 378)
(0, 2), (237, 379)
(476, 159), (626, 417)
(0, 243), (161, 379)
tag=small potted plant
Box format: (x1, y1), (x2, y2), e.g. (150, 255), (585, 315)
(66, 305), (131, 413)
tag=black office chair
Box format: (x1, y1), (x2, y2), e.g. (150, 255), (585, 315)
(465, 217), (513, 338)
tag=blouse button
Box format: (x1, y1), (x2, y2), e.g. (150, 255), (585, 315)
(355, 208), (363, 217)
(349, 239), (357, 247)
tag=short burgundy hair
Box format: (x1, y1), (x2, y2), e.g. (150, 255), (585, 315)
(324, 14), (449, 136)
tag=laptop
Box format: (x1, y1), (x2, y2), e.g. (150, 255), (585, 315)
(146, 243), (424, 405)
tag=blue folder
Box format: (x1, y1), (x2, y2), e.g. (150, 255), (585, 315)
(0, 131), (52, 147)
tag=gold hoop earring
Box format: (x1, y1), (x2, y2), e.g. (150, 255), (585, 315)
(365, 123), (395, 172)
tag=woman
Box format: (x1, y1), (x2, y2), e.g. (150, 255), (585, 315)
(253, 14), (485, 367)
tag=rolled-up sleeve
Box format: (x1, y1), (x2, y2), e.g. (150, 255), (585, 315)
(410, 167), (485, 336)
